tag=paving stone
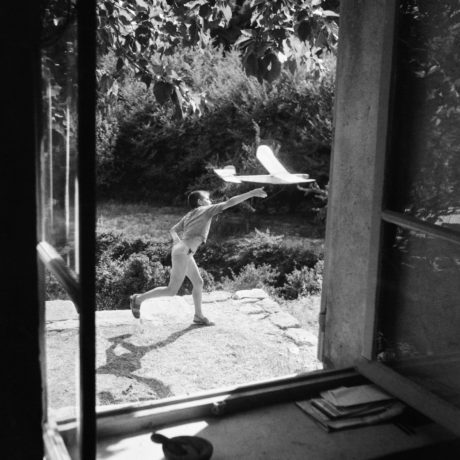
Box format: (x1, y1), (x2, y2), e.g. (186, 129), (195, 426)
(46, 300), (78, 321)
(234, 297), (260, 304)
(205, 291), (233, 302)
(284, 329), (318, 346)
(97, 310), (138, 325)
(250, 313), (269, 321)
(258, 298), (281, 313)
(141, 296), (191, 321)
(269, 311), (300, 330)
(46, 319), (79, 331)
(238, 304), (265, 315)
(183, 291), (232, 304)
(233, 288), (268, 300)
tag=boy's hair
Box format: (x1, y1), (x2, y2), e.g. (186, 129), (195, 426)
(188, 190), (209, 209)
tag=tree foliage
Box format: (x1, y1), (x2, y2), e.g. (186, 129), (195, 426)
(388, 0), (460, 222)
(95, 0), (339, 115)
(97, 43), (334, 212)
(41, 0), (339, 124)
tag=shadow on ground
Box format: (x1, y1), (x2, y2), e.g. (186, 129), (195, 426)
(97, 325), (207, 402)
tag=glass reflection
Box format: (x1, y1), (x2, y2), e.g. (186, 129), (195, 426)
(378, 224), (460, 408)
(386, 0), (460, 226)
(40, 2), (79, 421)
(379, 225), (460, 359)
(40, 9), (79, 273)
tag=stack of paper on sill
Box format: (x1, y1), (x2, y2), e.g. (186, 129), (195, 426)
(296, 384), (405, 432)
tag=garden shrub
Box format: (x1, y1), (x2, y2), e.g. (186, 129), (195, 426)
(46, 230), (324, 308)
(96, 252), (172, 310)
(209, 230), (320, 281)
(220, 263), (277, 292)
(45, 271), (70, 301)
(195, 229), (323, 294)
(94, 231), (219, 310)
(281, 260), (324, 299)
(180, 267), (217, 296)
(96, 231), (170, 264)
(96, 254), (126, 310)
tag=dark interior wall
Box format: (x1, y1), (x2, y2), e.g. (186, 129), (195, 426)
(0, 4), (44, 459)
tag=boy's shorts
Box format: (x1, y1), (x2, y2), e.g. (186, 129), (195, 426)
(172, 241), (194, 257)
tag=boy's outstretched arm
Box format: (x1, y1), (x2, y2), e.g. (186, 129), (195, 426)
(221, 187), (267, 210)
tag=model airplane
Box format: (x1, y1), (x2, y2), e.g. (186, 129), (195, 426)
(214, 145), (315, 185)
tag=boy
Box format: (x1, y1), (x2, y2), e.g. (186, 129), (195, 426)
(130, 187), (267, 324)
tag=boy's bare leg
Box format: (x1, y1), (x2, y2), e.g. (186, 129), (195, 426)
(186, 256), (204, 318)
(136, 251), (189, 305)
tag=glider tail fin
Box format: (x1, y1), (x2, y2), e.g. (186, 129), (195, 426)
(213, 165), (242, 183)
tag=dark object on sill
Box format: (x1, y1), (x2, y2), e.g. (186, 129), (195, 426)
(151, 433), (187, 456)
(151, 432), (214, 460)
(392, 406), (433, 435)
(393, 421), (415, 435)
(211, 400), (227, 416)
(370, 438), (460, 459)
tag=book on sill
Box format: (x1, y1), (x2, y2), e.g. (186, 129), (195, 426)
(320, 384), (394, 407)
(296, 399), (406, 432)
(295, 384), (404, 432)
(309, 397), (394, 419)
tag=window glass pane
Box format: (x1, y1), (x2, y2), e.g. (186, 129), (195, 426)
(385, 1), (460, 227)
(40, 3), (80, 421)
(40, 8), (79, 274)
(378, 223), (460, 409)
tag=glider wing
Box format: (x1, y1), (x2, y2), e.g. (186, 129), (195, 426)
(213, 165), (242, 183)
(256, 145), (289, 175)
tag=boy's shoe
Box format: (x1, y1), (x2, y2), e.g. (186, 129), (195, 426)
(193, 314), (213, 326)
(130, 294), (140, 319)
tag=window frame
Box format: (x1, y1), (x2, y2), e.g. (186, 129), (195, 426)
(38, 1), (97, 458)
(357, 0), (460, 438)
(37, 0), (460, 458)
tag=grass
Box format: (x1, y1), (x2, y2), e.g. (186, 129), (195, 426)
(97, 201), (187, 241)
(97, 200), (325, 245)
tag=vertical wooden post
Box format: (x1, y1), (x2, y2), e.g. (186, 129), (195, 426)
(76, 0), (97, 458)
(319, 0), (397, 367)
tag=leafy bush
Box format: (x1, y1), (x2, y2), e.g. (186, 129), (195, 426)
(200, 229), (321, 286)
(96, 231), (170, 264)
(220, 263), (278, 292)
(96, 252), (172, 310)
(95, 254), (126, 310)
(45, 271), (70, 301)
(94, 231), (220, 310)
(281, 260), (324, 299)
(181, 267), (217, 296)
(46, 229), (324, 308)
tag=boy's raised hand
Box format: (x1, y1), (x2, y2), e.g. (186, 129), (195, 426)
(252, 187), (267, 198)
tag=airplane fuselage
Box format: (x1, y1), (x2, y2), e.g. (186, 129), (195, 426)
(235, 173), (315, 184)
(213, 145), (316, 185)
